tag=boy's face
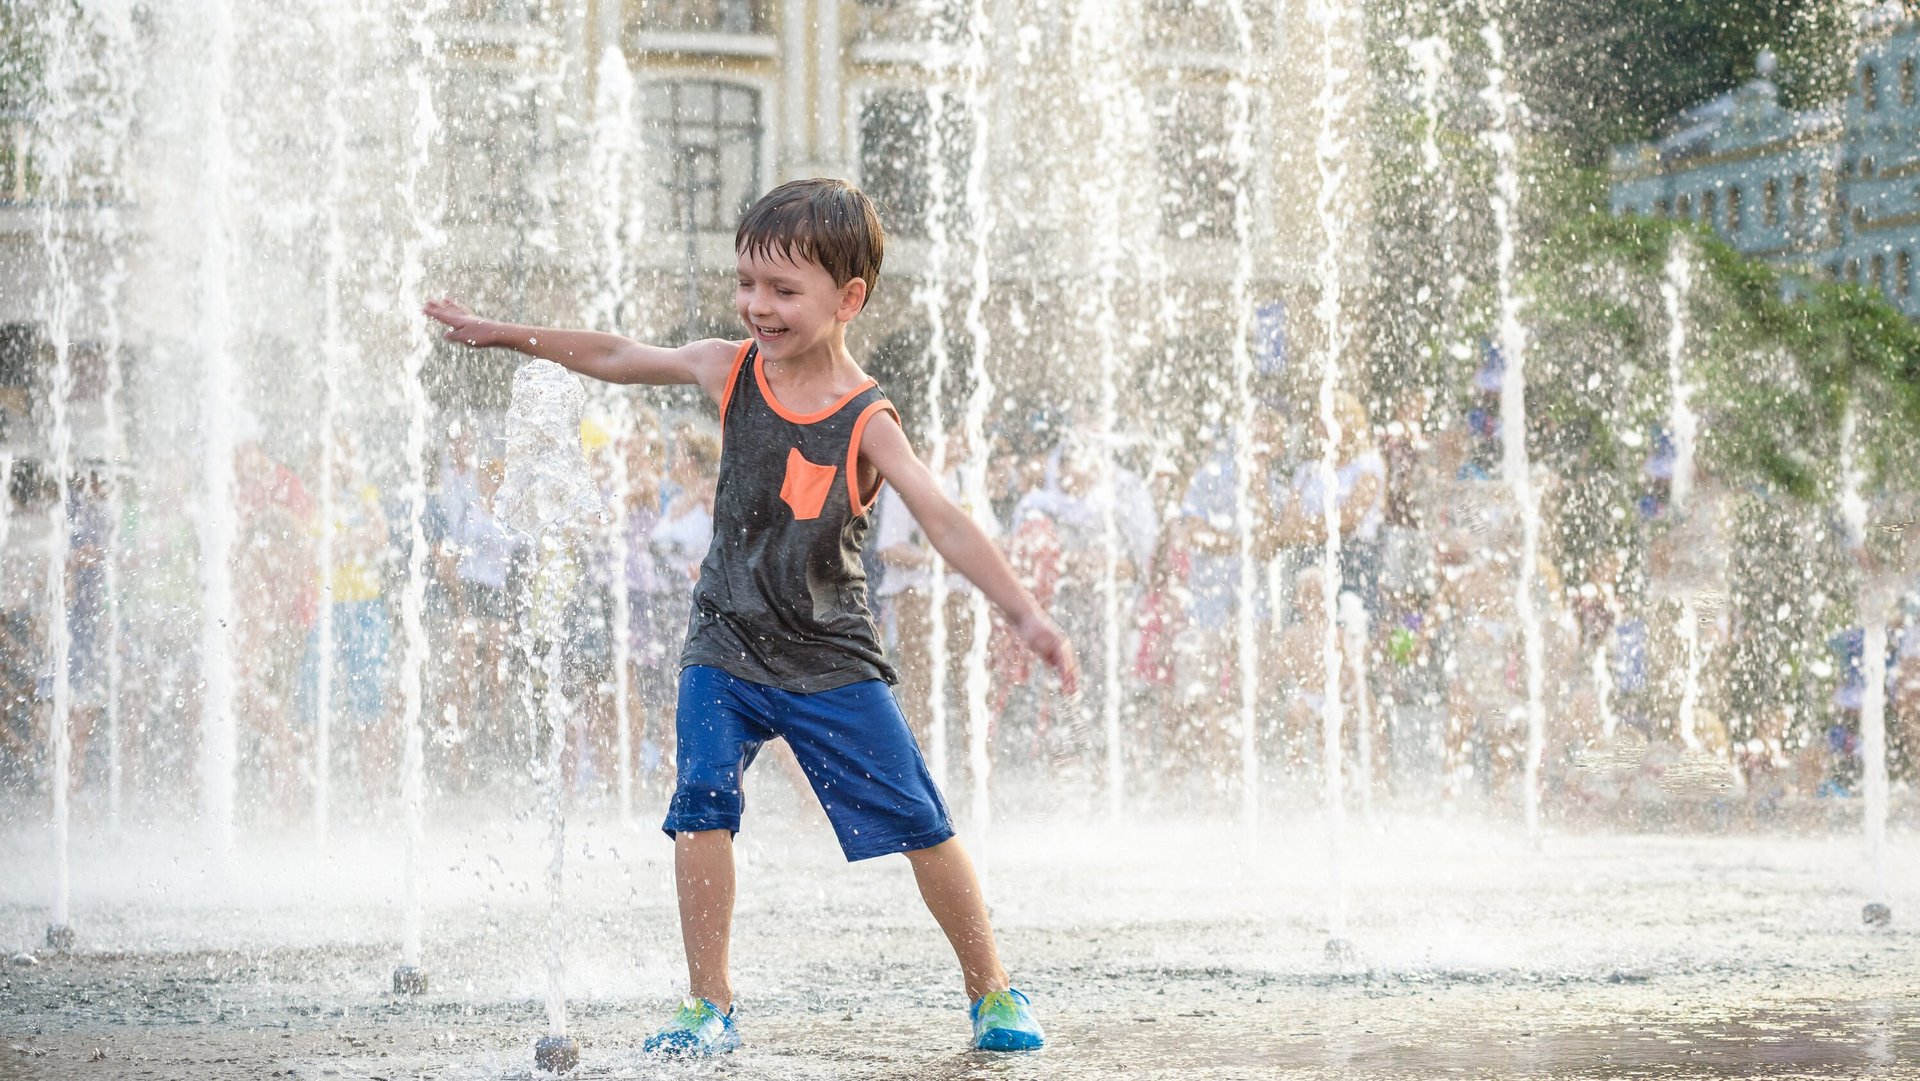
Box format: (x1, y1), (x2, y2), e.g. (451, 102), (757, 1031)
(735, 247), (867, 361)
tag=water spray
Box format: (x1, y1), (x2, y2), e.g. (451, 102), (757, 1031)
(1310, 0), (1356, 961)
(500, 360), (604, 1073)
(1480, 16), (1547, 843)
(391, 0), (445, 997)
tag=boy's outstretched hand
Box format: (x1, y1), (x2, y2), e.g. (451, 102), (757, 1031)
(1015, 611), (1079, 697)
(424, 297), (494, 347)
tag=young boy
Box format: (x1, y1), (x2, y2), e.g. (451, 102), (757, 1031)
(423, 177), (1077, 1055)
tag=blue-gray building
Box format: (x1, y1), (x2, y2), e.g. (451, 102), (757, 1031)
(1609, 7), (1919, 319)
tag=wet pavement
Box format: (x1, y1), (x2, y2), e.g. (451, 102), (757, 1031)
(3, 785), (1917, 1079)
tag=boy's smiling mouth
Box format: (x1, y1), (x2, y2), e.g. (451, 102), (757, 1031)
(753, 323), (788, 340)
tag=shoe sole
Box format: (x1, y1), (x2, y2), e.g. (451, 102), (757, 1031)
(644, 1033), (742, 1056)
(975, 1028), (1045, 1052)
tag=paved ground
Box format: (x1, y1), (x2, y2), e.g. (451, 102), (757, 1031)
(2, 777), (1918, 1079)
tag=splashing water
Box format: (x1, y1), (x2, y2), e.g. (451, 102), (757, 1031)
(1481, 16), (1547, 842)
(393, 0), (444, 974)
(1223, 0), (1263, 837)
(1310, 0), (1356, 946)
(1839, 400), (1888, 912)
(585, 42), (639, 824)
(958, 0), (997, 892)
(917, 73), (957, 796)
(312, 0), (358, 849)
(1661, 239), (1706, 752)
(500, 360), (603, 1037)
(193, 0), (242, 864)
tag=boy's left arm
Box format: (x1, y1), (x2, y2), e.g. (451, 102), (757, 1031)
(860, 414), (1079, 694)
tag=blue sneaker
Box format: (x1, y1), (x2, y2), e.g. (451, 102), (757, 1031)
(970, 987), (1045, 1051)
(643, 997), (741, 1056)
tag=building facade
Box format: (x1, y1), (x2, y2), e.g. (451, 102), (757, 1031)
(0, 0), (1343, 492)
(1608, 7), (1920, 319)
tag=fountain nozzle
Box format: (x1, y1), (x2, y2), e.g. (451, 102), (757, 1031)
(1863, 903), (1892, 927)
(392, 964), (428, 995)
(1325, 937), (1356, 965)
(45, 925), (75, 952)
(534, 1034), (579, 1074)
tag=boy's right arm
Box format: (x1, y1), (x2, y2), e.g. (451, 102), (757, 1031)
(423, 298), (738, 405)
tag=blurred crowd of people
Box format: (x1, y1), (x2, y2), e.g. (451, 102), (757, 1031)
(2, 382), (1916, 823)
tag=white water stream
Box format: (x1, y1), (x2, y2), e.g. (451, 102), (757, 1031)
(500, 360), (604, 1038)
(958, 0), (998, 891)
(1309, 0), (1356, 946)
(1480, 17), (1547, 841)
(393, 0), (444, 973)
(193, 0), (242, 863)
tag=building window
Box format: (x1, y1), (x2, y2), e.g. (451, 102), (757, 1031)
(858, 89), (971, 239)
(1864, 64), (1879, 111)
(1655, 198), (1671, 217)
(851, 0), (969, 42)
(637, 0), (771, 33)
(1853, 205), (1868, 229)
(1791, 175), (1809, 221)
(1903, 58), (1916, 107)
(1676, 193), (1692, 218)
(1899, 251), (1913, 297)
(642, 81), (763, 234)
(1862, 156), (1876, 178)
(1156, 88), (1240, 241)
(1762, 179), (1779, 226)
(1872, 253), (1887, 291)
(446, 0), (542, 21)
(1701, 189), (1717, 227)
(1726, 186), (1743, 233)
(1847, 258), (1860, 282)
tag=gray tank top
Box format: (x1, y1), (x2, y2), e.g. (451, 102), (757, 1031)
(680, 341), (901, 692)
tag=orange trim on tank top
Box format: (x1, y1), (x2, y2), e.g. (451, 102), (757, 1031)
(755, 357), (878, 425)
(846, 399), (899, 516)
(718, 340), (754, 429)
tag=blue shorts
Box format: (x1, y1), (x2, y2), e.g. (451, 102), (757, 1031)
(663, 664), (955, 861)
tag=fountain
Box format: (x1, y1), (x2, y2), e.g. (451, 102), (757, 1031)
(916, 78), (956, 796)
(958, 0), (998, 891)
(1309, 0), (1357, 960)
(1649, 239), (1732, 761)
(183, 0), (243, 866)
(28, 0), (86, 954)
(390, 0), (444, 998)
(1479, 15), (1547, 841)
(585, 41), (639, 824)
(1840, 405), (1917, 928)
(312, 0), (359, 849)
(1340, 590), (1375, 820)
(498, 360), (604, 1072)
(7, 0), (1920, 1072)
(1224, 0), (1264, 837)
(1071, 0), (1139, 825)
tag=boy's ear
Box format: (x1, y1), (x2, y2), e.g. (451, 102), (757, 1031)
(838, 277), (868, 321)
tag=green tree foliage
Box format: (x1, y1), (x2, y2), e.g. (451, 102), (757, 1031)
(1507, 0), (1866, 165)
(1534, 212), (1920, 500)
(0, 2), (44, 113)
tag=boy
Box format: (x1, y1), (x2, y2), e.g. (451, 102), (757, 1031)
(423, 177), (1076, 1055)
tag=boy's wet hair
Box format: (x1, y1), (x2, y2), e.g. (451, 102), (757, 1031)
(736, 178), (885, 306)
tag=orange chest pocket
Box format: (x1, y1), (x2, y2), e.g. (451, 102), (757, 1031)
(779, 448), (838, 520)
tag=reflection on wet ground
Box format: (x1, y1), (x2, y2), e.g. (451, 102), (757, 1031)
(3, 809), (1918, 1079)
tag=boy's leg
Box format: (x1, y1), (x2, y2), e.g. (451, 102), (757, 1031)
(675, 828), (736, 1010)
(659, 664), (775, 1019)
(904, 838), (1008, 1001)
